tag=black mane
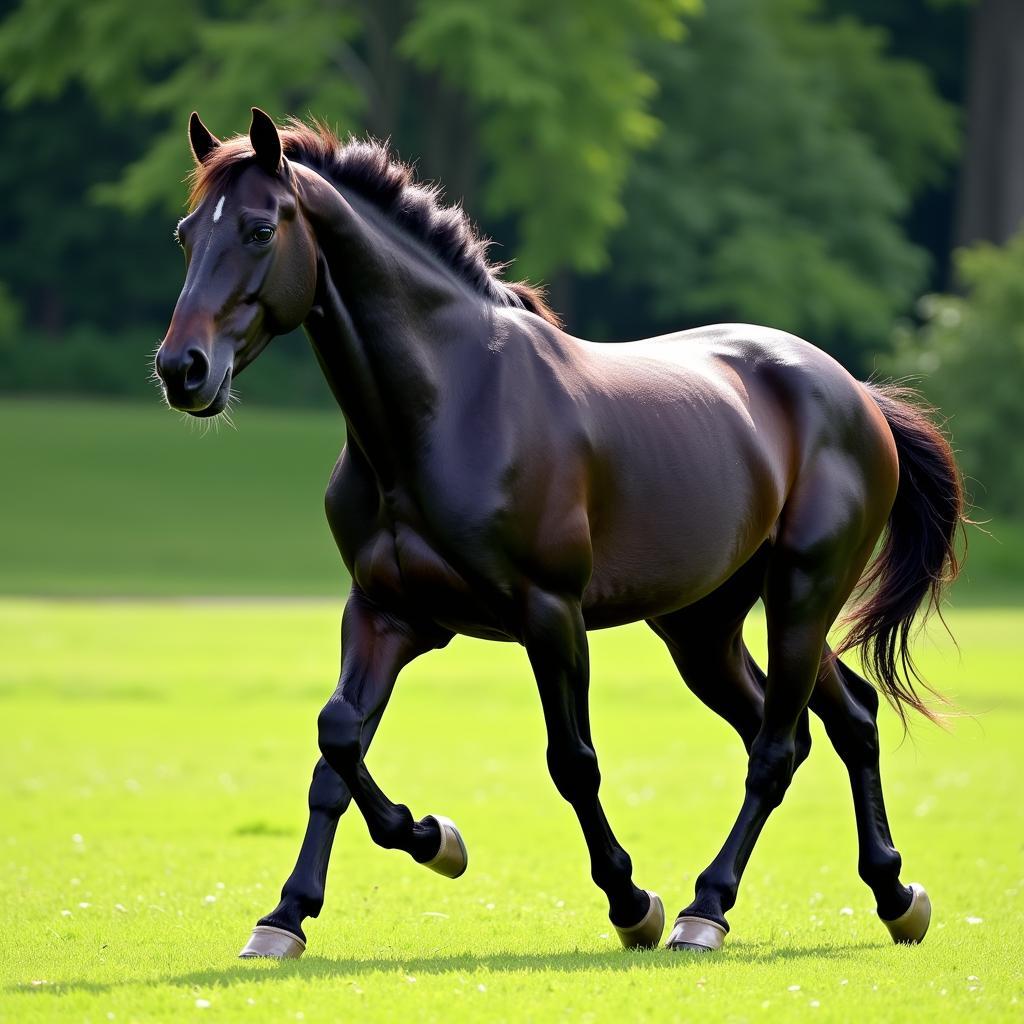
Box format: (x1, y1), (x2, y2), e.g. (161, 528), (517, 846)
(190, 120), (560, 326)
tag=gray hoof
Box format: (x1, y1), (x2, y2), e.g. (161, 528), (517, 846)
(665, 915), (726, 952)
(238, 924), (306, 959)
(423, 815), (468, 879)
(880, 882), (931, 945)
(615, 891), (665, 949)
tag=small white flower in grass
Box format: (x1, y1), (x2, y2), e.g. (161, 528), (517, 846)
(195, 999), (211, 1009)
(203, 895), (217, 904)
(485, 903), (495, 910)
(72, 834), (83, 844)
(599, 932), (609, 939)
(78, 902), (91, 909)
(761, 1001), (771, 1009)
(61, 910), (72, 917)
(421, 911), (448, 918)
(788, 985), (801, 992)
(839, 907), (853, 916)
(968, 975), (979, 981)
(966, 916), (983, 925)
(246, 999), (256, 1006)
(114, 904), (127, 913)
(30, 980), (48, 986)
(216, 881), (225, 889)
(477, 984), (487, 993)
(810, 1001), (820, 1008)
(70, 878), (80, 886)
(840, 979), (848, 986)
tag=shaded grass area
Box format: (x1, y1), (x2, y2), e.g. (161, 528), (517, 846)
(1, 601), (1022, 1021)
(1, 397), (1022, 601)
(0, 398), (344, 596)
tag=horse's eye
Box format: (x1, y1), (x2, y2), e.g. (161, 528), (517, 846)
(250, 225), (275, 244)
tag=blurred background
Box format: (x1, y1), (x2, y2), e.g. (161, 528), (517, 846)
(0, 0), (1021, 598)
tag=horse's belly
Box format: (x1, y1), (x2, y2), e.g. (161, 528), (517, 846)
(583, 464), (780, 626)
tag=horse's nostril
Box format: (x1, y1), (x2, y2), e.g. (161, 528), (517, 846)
(182, 347), (210, 392)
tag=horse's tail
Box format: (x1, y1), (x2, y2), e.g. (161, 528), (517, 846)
(835, 382), (967, 727)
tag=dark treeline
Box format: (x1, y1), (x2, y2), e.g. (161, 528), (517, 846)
(0, 0), (1021, 510)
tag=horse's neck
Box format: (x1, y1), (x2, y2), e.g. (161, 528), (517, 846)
(299, 175), (486, 482)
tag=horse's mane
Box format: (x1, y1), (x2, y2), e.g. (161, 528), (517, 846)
(189, 118), (561, 327)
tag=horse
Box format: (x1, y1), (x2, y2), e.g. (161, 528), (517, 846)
(155, 108), (964, 958)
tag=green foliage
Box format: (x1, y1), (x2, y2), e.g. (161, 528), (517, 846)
(402, 0), (696, 275)
(0, 0), (692, 276)
(0, 1), (965, 395)
(887, 230), (1024, 516)
(614, 0), (957, 366)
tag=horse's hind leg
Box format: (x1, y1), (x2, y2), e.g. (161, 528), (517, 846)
(648, 549), (811, 766)
(667, 482), (878, 951)
(809, 654), (930, 942)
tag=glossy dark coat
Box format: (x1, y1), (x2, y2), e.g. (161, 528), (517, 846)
(155, 110), (964, 951)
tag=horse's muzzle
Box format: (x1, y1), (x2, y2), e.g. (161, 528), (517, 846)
(155, 343), (232, 416)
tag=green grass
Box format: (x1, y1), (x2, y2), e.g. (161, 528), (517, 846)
(2, 600), (1022, 1022)
(0, 398), (343, 596)
(1, 397), (1022, 602)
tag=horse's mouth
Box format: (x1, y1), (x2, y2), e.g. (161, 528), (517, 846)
(185, 366), (233, 418)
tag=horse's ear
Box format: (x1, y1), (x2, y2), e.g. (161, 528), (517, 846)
(188, 112), (221, 164)
(249, 107), (282, 174)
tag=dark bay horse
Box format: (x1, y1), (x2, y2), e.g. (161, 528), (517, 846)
(155, 109), (964, 958)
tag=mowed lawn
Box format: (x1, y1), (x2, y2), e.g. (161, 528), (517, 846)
(1, 397), (1022, 1021)
(1, 601), (1022, 1022)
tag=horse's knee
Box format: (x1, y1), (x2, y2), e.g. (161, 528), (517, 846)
(307, 757), (350, 814)
(546, 741), (600, 804)
(317, 699), (363, 770)
(746, 736), (797, 808)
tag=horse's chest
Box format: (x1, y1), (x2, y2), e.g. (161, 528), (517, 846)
(353, 522), (510, 639)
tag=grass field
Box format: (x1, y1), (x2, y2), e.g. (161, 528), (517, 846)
(2, 397), (1023, 601)
(1, 397), (1022, 1021)
(2, 600), (1022, 1022)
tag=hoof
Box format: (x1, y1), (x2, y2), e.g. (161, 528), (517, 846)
(615, 891), (665, 950)
(423, 814), (468, 879)
(238, 924), (306, 959)
(880, 882), (931, 945)
(665, 915), (726, 952)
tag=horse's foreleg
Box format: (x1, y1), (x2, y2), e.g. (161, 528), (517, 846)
(525, 589), (664, 949)
(240, 589), (452, 959)
(810, 655), (929, 942)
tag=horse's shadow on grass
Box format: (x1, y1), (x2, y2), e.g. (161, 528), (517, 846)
(14, 942), (883, 997)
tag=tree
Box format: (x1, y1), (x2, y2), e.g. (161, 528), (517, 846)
(956, 0), (1024, 247)
(887, 230), (1024, 516)
(0, 0), (695, 282)
(607, 0), (958, 369)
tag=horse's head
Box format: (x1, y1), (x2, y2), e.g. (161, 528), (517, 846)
(155, 109), (317, 416)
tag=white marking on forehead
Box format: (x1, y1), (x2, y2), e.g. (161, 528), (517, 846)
(212, 196), (225, 223)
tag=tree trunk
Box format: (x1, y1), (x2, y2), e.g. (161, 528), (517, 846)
(956, 0), (1024, 248)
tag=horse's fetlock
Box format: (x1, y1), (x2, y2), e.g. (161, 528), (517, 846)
(859, 845), (902, 887)
(367, 805), (412, 850)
